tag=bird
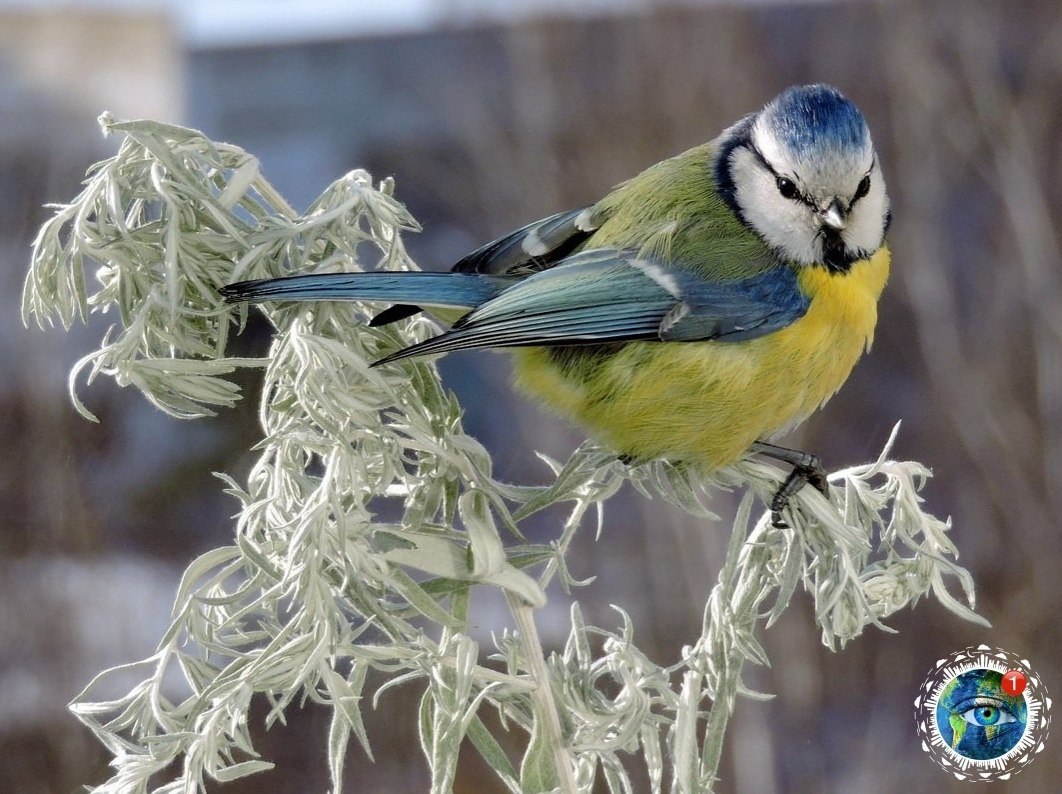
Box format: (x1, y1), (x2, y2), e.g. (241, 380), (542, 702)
(221, 84), (891, 528)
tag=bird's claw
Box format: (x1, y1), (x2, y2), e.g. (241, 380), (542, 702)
(768, 460), (829, 529)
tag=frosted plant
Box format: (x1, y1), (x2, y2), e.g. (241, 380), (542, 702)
(24, 116), (985, 793)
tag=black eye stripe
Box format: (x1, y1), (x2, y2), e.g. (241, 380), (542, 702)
(746, 143), (815, 206)
(749, 144), (791, 186)
(747, 141), (873, 211)
(852, 173), (872, 204)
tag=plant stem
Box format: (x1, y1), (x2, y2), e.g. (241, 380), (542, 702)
(507, 592), (578, 794)
(699, 661), (742, 789)
(697, 497), (756, 788)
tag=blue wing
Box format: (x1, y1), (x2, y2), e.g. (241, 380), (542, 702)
(452, 207), (598, 276)
(365, 206), (600, 326)
(375, 249), (809, 365)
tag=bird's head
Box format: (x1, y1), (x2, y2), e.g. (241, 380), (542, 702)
(718, 84), (890, 273)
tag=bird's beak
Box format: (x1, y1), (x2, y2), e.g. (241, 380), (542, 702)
(820, 199), (848, 232)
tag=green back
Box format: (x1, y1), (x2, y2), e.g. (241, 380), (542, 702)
(588, 141), (779, 280)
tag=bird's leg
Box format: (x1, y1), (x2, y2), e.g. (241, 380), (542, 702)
(750, 441), (829, 528)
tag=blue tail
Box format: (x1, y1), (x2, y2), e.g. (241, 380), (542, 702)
(220, 271), (513, 310)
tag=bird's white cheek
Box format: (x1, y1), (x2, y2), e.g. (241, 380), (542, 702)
(844, 212), (880, 255)
(741, 189), (820, 263)
(729, 147), (821, 264)
(845, 181), (888, 254)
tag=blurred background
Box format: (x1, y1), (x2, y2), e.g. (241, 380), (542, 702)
(2, 0), (1061, 791)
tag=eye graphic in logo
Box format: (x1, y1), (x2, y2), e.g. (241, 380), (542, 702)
(915, 645), (1051, 781)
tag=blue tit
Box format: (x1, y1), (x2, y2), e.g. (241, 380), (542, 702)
(222, 84), (891, 527)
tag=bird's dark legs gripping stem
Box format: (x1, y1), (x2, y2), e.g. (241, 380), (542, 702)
(751, 441), (829, 528)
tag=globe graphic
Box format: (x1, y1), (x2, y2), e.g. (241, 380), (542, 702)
(935, 669), (1027, 760)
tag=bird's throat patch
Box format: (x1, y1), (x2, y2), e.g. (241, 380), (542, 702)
(821, 229), (854, 274)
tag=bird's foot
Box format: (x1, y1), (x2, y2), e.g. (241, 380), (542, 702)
(769, 463), (829, 528)
(751, 441), (829, 528)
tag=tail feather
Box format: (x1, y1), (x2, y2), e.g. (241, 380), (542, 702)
(220, 271), (511, 310)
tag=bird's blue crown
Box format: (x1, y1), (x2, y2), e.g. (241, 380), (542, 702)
(760, 84), (869, 158)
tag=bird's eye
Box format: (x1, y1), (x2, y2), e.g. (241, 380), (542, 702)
(853, 174), (871, 202)
(775, 176), (798, 200)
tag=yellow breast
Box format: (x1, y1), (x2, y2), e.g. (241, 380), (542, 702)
(513, 246), (891, 469)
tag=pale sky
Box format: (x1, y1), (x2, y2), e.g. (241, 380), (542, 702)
(0, 0), (833, 47)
